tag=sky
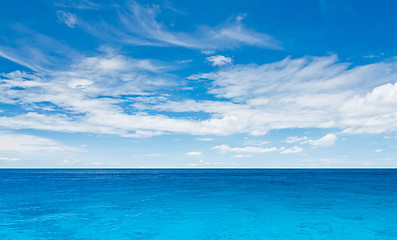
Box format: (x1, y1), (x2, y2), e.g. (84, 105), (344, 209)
(0, 0), (397, 168)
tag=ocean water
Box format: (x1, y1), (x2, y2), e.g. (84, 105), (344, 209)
(0, 169), (396, 239)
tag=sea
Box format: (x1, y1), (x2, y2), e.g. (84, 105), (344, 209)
(0, 169), (396, 239)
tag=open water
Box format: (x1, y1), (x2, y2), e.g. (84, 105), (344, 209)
(0, 169), (396, 239)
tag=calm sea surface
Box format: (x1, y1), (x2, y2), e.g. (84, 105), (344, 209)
(0, 169), (396, 239)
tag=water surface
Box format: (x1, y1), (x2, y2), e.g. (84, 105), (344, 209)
(0, 169), (396, 239)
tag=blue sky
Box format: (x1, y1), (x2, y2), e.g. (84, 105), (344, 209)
(0, 0), (397, 168)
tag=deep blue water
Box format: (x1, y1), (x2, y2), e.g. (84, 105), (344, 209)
(0, 169), (396, 239)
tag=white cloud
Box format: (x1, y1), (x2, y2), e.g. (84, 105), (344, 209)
(0, 26), (79, 71)
(176, 59), (193, 64)
(233, 154), (252, 158)
(206, 23), (281, 49)
(0, 133), (79, 152)
(285, 136), (308, 143)
(374, 149), (383, 152)
(84, 162), (102, 166)
(59, 159), (80, 165)
(364, 53), (384, 59)
(243, 140), (269, 146)
(55, 0), (99, 9)
(196, 138), (213, 141)
(280, 146), (303, 154)
(1, 53), (397, 138)
(188, 159), (210, 166)
(305, 134), (337, 147)
(77, 1), (281, 50)
(0, 157), (21, 161)
(341, 82), (397, 134)
(212, 144), (231, 153)
(132, 153), (161, 158)
(189, 55), (396, 101)
(186, 151), (202, 156)
(57, 11), (78, 28)
(207, 55), (233, 66)
(212, 144), (277, 154)
(0, 49), (40, 71)
(186, 55), (397, 135)
(0, 53), (188, 137)
(202, 50), (215, 55)
(364, 55), (376, 59)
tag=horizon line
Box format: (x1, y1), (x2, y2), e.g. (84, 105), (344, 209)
(1, 167), (396, 169)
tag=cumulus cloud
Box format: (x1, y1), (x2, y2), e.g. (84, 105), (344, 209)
(304, 134), (337, 147)
(207, 55), (233, 66)
(341, 82), (397, 134)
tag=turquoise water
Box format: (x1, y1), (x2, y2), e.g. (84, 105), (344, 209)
(0, 169), (396, 239)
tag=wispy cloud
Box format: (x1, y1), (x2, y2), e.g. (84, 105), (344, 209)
(189, 55), (396, 101)
(243, 140), (269, 146)
(55, 0), (100, 9)
(57, 11), (78, 28)
(0, 156), (21, 161)
(212, 144), (277, 154)
(285, 134), (336, 148)
(201, 50), (215, 55)
(196, 138), (213, 141)
(233, 154), (252, 158)
(285, 136), (308, 144)
(2, 51), (397, 138)
(0, 132), (80, 152)
(363, 53), (384, 59)
(0, 25), (79, 70)
(0, 49), (40, 71)
(186, 151), (202, 156)
(280, 146), (303, 154)
(188, 159), (211, 166)
(187, 55), (397, 134)
(131, 153), (161, 158)
(76, 1), (281, 50)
